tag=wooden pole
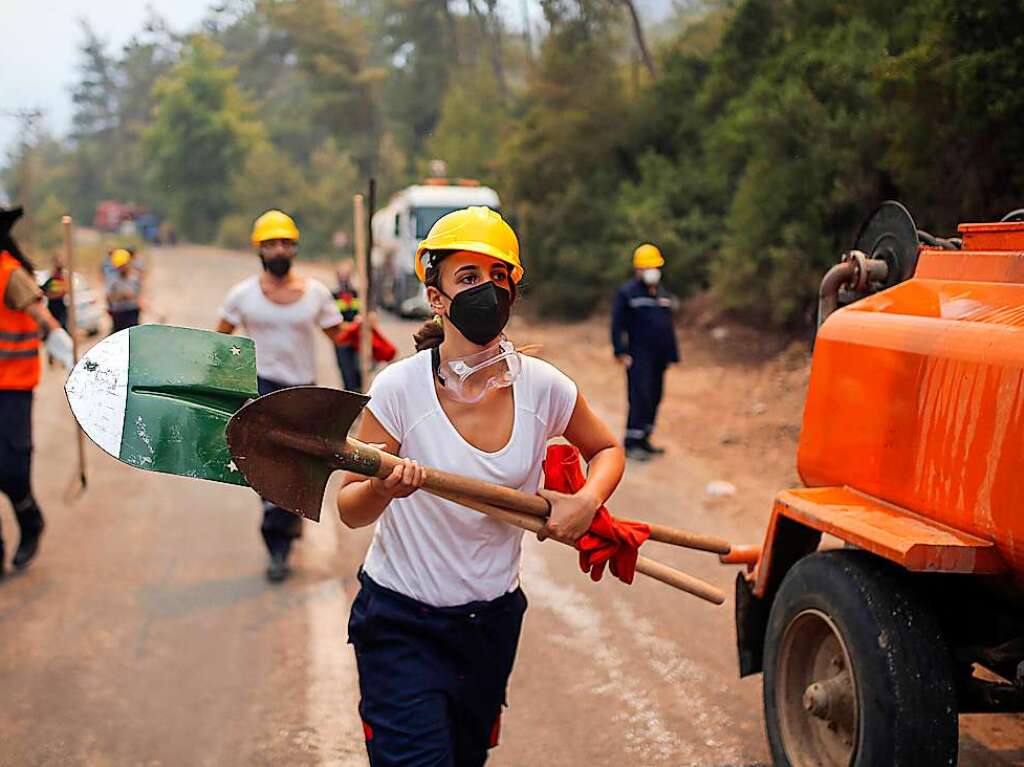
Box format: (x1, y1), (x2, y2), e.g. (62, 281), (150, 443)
(366, 177), (376, 313)
(353, 194), (372, 390)
(431, 486), (725, 603)
(62, 215), (87, 493)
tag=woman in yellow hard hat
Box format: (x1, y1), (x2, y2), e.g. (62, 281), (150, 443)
(336, 206), (625, 766)
(611, 243), (680, 461)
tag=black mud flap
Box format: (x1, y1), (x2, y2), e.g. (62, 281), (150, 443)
(736, 572), (769, 677)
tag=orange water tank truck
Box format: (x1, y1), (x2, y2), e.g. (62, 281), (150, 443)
(723, 202), (1024, 767)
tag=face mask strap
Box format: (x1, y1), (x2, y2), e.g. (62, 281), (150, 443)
(431, 345), (447, 387)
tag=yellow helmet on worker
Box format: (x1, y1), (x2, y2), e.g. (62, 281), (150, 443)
(110, 248), (132, 269)
(251, 210), (300, 247)
(415, 206), (523, 284)
(633, 243), (664, 269)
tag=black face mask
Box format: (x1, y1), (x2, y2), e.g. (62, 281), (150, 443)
(261, 255), (292, 278)
(442, 282), (511, 346)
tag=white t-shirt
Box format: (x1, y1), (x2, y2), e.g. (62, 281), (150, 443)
(219, 275), (341, 385)
(362, 349), (579, 607)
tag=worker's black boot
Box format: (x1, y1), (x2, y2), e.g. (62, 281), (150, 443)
(624, 439), (651, 462)
(12, 497), (44, 570)
(639, 438), (665, 456)
(266, 552), (291, 583)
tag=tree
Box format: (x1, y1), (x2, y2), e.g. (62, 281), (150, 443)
(113, 11), (180, 204)
(500, 19), (631, 316)
(265, 0), (383, 175)
(426, 63), (508, 180)
(143, 36), (260, 241)
(67, 23), (121, 220)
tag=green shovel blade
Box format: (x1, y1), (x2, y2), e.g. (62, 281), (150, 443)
(65, 324), (258, 485)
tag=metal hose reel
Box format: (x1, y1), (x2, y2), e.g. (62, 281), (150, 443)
(816, 202), (916, 328)
(851, 201), (920, 291)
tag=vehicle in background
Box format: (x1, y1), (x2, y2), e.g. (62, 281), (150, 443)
(93, 201), (162, 243)
(371, 179), (501, 318)
(35, 270), (103, 336)
(722, 202), (1024, 766)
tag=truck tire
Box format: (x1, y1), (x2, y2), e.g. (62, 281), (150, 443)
(763, 550), (957, 767)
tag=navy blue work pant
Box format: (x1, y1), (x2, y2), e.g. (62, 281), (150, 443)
(625, 352), (667, 446)
(109, 308), (140, 334)
(0, 391), (44, 561)
(335, 344), (362, 392)
(256, 377), (306, 560)
(348, 571), (527, 767)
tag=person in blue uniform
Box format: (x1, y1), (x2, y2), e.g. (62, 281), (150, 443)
(610, 243), (679, 461)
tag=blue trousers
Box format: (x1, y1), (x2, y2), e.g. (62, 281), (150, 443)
(625, 352), (667, 446)
(348, 571), (527, 767)
(256, 377), (306, 560)
(335, 344), (362, 392)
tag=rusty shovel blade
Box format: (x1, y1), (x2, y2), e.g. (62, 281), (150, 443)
(225, 386), (372, 521)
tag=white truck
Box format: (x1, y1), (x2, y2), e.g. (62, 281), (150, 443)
(371, 180), (501, 317)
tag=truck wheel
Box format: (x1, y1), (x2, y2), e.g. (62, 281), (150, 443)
(763, 550), (957, 767)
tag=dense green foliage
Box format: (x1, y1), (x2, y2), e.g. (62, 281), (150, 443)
(4, 0), (1023, 326)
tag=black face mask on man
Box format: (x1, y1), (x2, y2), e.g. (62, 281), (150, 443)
(440, 281), (511, 346)
(260, 255), (292, 278)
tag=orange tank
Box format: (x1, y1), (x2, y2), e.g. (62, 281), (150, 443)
(799, 221), (1024, 581)
(726, 207), (1024, 767)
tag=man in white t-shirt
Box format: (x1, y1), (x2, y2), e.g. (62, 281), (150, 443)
(216, 210), (348, 582)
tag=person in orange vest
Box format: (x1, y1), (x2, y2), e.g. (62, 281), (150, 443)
(0, 207), (73, 578)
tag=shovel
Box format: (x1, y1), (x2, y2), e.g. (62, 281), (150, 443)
(65, 324), (259, 485)
(225, 387), (731, 554)
(224, 387), (727, 601)
(430, 486), (725, 603)
(62, 326), (726, 601)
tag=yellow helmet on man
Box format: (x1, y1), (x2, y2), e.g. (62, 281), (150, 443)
(633, 243), (664, 269)
(251, 210), (300, 247)
(110, 248), (132, 269)
(415, 206), (523, 284)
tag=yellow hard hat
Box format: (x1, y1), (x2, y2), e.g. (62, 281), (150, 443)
(110, 248), (132, 269)
(633, 243), (664, 269)
(251, 209), (300, 246)
(415, 206), (523, 284)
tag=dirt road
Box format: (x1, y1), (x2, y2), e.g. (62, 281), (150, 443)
(1, 244), (1021, 766)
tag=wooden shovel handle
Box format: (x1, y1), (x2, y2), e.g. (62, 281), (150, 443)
(348, 438), (731, 555)
(429, 486), (725, 604)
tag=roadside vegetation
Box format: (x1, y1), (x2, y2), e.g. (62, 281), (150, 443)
(3, 0), (1022, 326)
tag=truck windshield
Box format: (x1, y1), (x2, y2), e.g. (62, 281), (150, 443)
(413, 207), (461, 239)
(413, 205), (500, 239)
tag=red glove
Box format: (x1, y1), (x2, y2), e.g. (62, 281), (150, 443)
(542, 444), (651, 584)
(336, 320), (397, 362)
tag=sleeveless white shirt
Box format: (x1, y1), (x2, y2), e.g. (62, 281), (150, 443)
(362, 349), (578, 607)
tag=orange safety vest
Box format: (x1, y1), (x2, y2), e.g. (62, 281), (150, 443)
(0, 250), (41, 390)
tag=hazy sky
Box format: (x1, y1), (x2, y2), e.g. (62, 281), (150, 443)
(0, 0), (214, 158)
(1, 0), (676, 161)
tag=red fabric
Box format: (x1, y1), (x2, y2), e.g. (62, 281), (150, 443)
(336, 320), (397, 362)
(362, 720), (374, 741)
(488, 712), (501, 749)
(542, 444), (651, 584)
